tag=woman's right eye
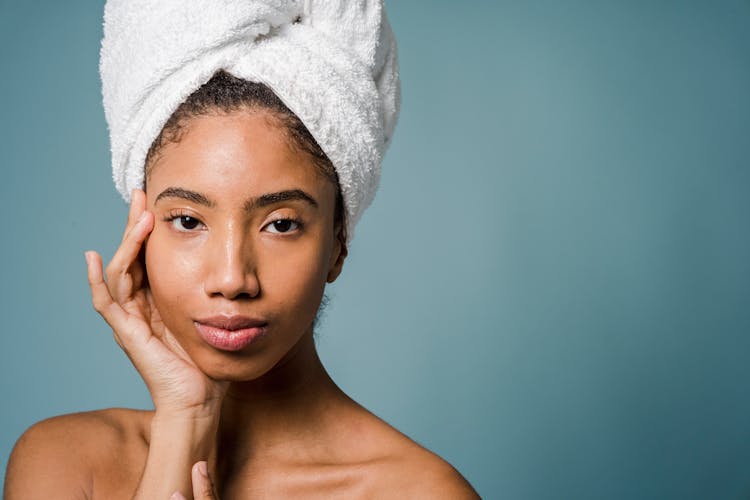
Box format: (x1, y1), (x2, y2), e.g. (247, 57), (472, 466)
(165, 214), (206, 232)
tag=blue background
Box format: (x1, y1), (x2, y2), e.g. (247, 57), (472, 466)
(2, 1), (749, 498)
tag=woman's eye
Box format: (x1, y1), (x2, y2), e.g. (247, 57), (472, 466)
(265, 218), (300, 234)
(168, 215), (205, 232)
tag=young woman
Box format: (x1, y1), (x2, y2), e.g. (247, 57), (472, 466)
(5, 2), (478, 499)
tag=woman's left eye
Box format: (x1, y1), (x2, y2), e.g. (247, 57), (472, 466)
(264, 218), (300, 234)
(165, 214), (206, 232)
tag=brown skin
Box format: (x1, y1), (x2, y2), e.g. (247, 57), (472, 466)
(4, 110), (479, 499)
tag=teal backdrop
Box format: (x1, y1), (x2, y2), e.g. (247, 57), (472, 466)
(2, 1), (749, 498)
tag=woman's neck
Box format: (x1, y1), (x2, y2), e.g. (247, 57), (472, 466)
(216, 331), (351, 464)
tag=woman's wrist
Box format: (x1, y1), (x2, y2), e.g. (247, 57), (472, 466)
(152, 402), (223, 423)
(150, 410), (221, 465)
(132, 412), (221, 499)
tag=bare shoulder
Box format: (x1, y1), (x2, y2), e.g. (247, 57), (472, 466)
(355, 412), (480, 499)
(4, 408), (150, 499)
(384, 436), (480, 499)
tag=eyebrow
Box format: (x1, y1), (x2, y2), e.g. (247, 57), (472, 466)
(249, 189), (319, 210)
(154, 186), (319, 211)
(155, 187), (215, 207)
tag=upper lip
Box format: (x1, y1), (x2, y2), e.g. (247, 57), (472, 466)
(195, 315), (267, 331)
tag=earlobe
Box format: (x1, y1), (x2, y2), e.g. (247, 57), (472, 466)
(326, 237), (348, 283)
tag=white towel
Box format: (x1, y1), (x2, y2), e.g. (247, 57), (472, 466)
(100, 0), (400, 241)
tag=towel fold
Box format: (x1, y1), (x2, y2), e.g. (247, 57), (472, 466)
(100, 0), (400, 240)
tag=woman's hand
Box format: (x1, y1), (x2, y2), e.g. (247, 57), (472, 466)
(87, 189), (227, 497)
(170, 462), (219, 500)
(85, 188), (228, 417)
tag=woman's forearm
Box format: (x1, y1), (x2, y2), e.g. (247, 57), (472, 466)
(132, 412), (220, 499)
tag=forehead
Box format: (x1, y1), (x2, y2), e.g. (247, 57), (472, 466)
(146, 110), (334, 203)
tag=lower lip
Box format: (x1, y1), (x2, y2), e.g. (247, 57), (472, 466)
(194, 322), (268, 351)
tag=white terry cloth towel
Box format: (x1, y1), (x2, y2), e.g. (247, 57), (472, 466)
(100, 0), (400, 241)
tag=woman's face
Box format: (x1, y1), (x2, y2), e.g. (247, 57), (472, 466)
(144, 109), (345, 381)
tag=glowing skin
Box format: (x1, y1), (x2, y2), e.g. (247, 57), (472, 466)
(5, 107), (479, 499)
(144, 110), (345, 382)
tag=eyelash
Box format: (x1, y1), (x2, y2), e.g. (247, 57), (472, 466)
(264, 218), (303, 234)
(163, 211), (206, 232)
(162, 211), (303, 235)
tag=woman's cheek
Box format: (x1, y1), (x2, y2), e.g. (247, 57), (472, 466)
(146, 233), (198, 315)
(275, 245), (329, 318)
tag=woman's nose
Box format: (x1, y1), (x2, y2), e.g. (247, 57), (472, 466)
(202, 231), (260, 299)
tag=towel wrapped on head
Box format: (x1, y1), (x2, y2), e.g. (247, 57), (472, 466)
(100, 0), (400, 241)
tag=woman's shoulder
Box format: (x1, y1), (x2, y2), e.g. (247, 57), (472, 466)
(350, 410), (480, 499)
(8, 407), (151, 462)
(377, 439), (480, 499)
(4, 408), (151, 499)
(387, 433), (479, 499)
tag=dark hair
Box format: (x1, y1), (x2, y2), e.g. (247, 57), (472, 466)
(145, 69), (346, 243)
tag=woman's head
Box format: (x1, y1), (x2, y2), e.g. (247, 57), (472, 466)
(99, 0), (400, 382)
(141, 72), (347, 381)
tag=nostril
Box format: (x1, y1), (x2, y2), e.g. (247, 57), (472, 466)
(235, 290), (259, 300)
(207, 287), (259, 300)
(203, 267), (261, 299)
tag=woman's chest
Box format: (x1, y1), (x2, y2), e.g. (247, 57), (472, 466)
(91, 455), (397, 499)
(218, 460), (397, 499)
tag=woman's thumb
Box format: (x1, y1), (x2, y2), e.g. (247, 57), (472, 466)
(192, 461), (218, 499)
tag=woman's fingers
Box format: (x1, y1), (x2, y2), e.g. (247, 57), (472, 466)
(121, 188), (147, 244)
(105, 209), (154, 304)
(105, 188), (152, 304)
(85, 250), (129, 348)
(169, 462), (219, 500)
(86, 249), (176, 372)
(191, 461), (219, 499)
(86, 249), (151, 348)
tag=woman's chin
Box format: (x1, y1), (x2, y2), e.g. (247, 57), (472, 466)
(191, 350), (274, 382)
(184, 328), (315, 384)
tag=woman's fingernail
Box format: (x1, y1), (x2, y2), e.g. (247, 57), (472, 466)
(170, 492), (186, 500)
(198, 461), (208, 477)
(137, 211), (147, 224)
(84, 251), (92, 265)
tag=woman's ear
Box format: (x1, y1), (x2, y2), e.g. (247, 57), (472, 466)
(326, 231), (348, 283)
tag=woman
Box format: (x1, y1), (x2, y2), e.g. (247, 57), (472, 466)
(5, 1), (478, 498)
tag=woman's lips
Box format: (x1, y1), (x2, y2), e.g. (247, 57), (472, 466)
(193, 315), (268, 352)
